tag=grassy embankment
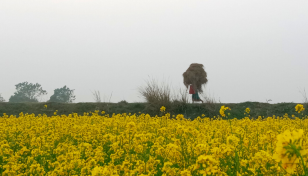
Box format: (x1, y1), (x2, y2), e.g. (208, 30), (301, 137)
(0, 102), (306, 120)
(1, 79), (307, 119)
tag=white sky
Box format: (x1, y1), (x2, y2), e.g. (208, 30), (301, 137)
(1, 0), (308, 104)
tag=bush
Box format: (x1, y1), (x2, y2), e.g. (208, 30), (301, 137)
(139, 78), (192, 115)
(139, 78), (173, 114)
(118, 100), (128, 104)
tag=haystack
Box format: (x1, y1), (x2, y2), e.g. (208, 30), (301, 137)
(183, 63), (208, 93)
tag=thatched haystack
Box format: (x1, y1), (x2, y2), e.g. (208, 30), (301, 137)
(183, 63), (208, 93)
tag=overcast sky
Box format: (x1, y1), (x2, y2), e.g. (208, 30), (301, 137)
(1, 0), (308, 104)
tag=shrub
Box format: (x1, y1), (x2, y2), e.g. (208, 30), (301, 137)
(139, 78), (172, 114)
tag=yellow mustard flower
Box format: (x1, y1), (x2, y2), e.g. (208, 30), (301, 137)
(295, 104), (305, 113)
(245, 107), (250, 114)
(219, 105), (231, 117)
(160, 106), (166, 112)
(273, 129), (307, 174)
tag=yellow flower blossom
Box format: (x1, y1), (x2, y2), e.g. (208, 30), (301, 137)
(160, 106), (166, 112)
(1, 108), (308, 175)
(295, 104), (305, 113)
(273, 129), (307, 174)
(245, 107), (250, 114)
(219, 105), (231, 117)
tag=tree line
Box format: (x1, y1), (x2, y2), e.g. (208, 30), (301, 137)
(0, 82), (75, 103)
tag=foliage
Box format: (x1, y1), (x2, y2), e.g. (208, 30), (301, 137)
(0, 94), (5, 102)
(118, 100), (128, 104)
(48, 86), (75, 103)
(0, 105), (307, 175)
(8, 82), (47, 103)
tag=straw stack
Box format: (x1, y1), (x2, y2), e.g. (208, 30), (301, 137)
(183, 63), (208, 93)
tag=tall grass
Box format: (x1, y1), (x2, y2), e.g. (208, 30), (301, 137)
(172, 87), (189, 104)
(139, 78), (173, 113)
(139, 78), (220, 117)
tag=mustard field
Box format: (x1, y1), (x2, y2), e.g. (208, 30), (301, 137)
(0, 104), (307, 176)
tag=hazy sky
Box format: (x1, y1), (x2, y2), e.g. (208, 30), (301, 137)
(1, 0), (308, 104)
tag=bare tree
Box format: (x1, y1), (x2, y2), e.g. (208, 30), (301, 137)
(91, 90), (101, 102)
(299, 88), (308, 104)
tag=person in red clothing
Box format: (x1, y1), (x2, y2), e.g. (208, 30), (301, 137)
(189, 85), (203, 103)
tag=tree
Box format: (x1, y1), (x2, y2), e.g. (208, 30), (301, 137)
(91, 90), (101, 102)
(0, 94), (5, 102)
(48, 86), (76, 103)
(9, 82), (47, 103)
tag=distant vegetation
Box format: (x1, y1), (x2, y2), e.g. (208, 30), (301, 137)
(0, 80), (307, 117)
(5, 82), (75, 103)
(0, 94), (5, 102)
(48, 86), (75, 103)
(0, 101), (306, 121)
(8, 82), (47, 103)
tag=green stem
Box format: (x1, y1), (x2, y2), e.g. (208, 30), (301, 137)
(291, 144), (307, 176)
(229, 119), (233, 134)
(297, 150), (308, 176)
(299, 154), (307, 176)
